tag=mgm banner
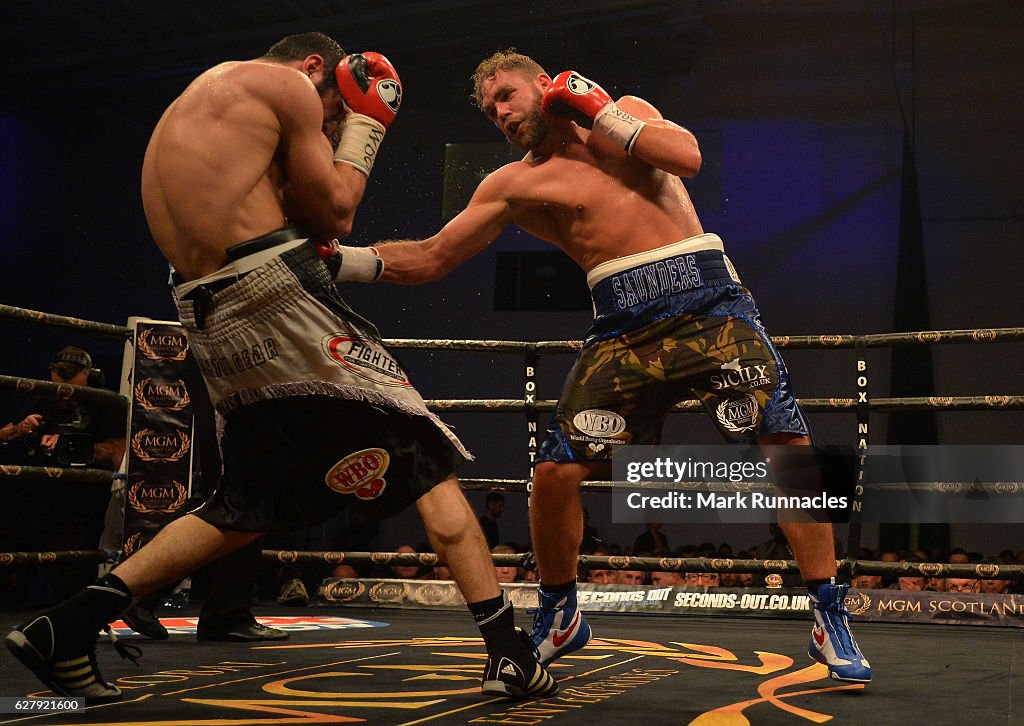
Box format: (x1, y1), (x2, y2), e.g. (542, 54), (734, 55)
(317, 580), (1024, 628)
(120, 318), (193, 556)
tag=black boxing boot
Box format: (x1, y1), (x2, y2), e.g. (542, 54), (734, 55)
(471, 593), (558, 699)
(5, 573), (139, 704)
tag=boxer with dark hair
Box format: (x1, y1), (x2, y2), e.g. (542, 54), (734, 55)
(333, 48), (870, 685)
(5, 34), (552, 704)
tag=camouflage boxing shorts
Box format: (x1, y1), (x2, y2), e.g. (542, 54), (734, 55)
(537, 233), (809, 464)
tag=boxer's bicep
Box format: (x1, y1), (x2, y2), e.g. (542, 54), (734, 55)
(431, 195), (511, 273)
(274, 76), (366, 238)
(611, 95), (701, 178)
(377, 174), (512, 284)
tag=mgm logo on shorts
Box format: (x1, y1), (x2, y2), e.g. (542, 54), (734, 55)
(716, 394), (761, 433)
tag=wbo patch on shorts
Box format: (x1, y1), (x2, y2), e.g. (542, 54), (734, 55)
(326, 447), (390, 500)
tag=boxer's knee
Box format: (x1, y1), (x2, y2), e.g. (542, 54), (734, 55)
(532, 461), (588, 501)
(417, 477), (476, 548)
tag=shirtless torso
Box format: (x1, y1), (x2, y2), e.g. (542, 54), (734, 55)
(141, 58), (360, 282)
(375, 67), (704, 281)
(480, 109), (703, 271)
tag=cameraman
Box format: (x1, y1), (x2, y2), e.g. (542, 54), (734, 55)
(0, 346), (127, 604)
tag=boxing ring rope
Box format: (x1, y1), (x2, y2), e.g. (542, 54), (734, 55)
(420, 397), (1024, 412)
(2, 302), (1023, 586)
(3, 547), (1022, 583)
(0, 374), (128, 406)
(0, 303), (132, 340)
(256, 550), (1024, 582)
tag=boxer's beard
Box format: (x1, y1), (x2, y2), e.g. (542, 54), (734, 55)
(315, 73), (335, 96)
(506, 87), (549, 151)
(514, 108), (550, 151)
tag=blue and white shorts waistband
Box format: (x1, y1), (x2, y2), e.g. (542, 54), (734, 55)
(588, 233), (740, 316)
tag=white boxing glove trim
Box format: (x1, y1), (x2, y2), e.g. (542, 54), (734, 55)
(593, 103), (647, 154)
(335, 245), (383, 283)
(333, 112), (387, 176)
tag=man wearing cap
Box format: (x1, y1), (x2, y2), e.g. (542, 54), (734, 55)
(0, 346), (127, 600)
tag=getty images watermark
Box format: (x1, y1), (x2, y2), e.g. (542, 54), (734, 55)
(612, 445), (1024, 524)
(612, 445), (853, 524)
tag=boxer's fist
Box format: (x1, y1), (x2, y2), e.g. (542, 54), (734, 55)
(313, 239), (342, 279)
(541, 71), (612, 129)
(335, 52), (402, 128)
(312, 239), (382, 283)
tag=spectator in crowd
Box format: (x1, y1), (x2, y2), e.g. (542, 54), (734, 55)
(696, 542), (717, 558)
(633, 522), (669, 556)
(477, 493), (505, 549)
(753, 524), (801, 587)
(581, 507), (602, 552)
(390, 544), (421, 579)
(588, 569), (615, 584)
(734, 550), (755, 587)
(975, 557), (1009, 595)
(684, 572), (720, 587)
(851, 574), (883, 590)
(616, 569), (646, 585)
(978, 578), (1009, 595)
(894, 555), (926, 591)
(582, 545), (614, 584)
(945, 577), (978, 594)
(492, 544), (519, 583)
(0, 346), (126, 602)
(650, 570), (682, 587)
(897, 575), (925, 591)
(331, 564), (360, 579)
(717, 571), (744, 588)
(923, 576), (946, 592)
(947, 548), (970, 565)
(430, 563), (453, 581)
(877, 550), (900, 588)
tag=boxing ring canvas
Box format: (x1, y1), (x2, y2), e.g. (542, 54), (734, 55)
(1, 605), (1021, 725)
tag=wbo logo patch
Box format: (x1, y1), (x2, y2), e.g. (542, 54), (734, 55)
(573, 409), (627, 438)
(326, 448), (390, 500)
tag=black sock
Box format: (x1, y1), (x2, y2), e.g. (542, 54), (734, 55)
(31, 572), (133, 659)
(806, 577), (836, 594)
(95, 572), (133, 599)
(539, 580), (575, 595)
(468, 593), (519, 653)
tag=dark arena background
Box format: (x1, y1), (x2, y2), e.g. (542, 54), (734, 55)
(1, 2), (1023, 724)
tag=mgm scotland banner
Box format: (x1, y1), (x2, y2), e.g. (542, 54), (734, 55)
(121, 319), (194, 556)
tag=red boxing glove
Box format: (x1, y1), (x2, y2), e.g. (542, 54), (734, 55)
(543, 70), (647, 154)
(334, 52), (402, 128)
(541, 71), (612, 129)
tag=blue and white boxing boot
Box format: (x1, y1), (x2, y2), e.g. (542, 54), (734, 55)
(528, 585), (592, 666)
(808, 581), (872, 683)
